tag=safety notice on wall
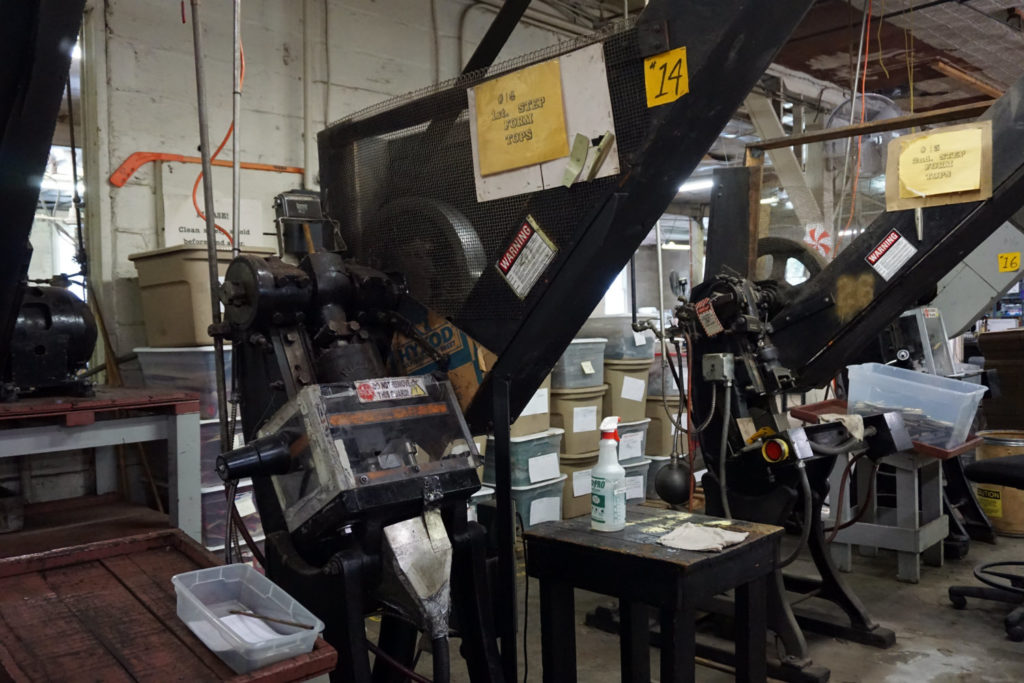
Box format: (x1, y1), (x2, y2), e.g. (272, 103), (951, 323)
(866, 229), (917, 281)
(496, 216), (557, 299)
(355, 377), (428, 403)
(473, 58), (569, 176)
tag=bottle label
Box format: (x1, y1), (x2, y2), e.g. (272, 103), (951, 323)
(592, 476), (626, 526)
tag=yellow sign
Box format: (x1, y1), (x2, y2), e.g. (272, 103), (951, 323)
(976, 486), (1003, 519)
(473, 59), (569, 176)
(898, 127), (982, 198)
(644, 46), (689, 108)
(999, 252), (1021, 273)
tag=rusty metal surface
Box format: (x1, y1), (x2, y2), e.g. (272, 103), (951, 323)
(523, 506), (782, 570)
(0, 386), (200, 426)
(0, 530), (337, 682)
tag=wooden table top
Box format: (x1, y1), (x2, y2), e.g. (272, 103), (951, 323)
(0, 386), (200, 426)
(0, 530), (335, 682)
(524, 506), (783, 572)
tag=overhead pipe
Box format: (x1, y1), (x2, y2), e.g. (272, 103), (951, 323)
(231, 0), (241, 257)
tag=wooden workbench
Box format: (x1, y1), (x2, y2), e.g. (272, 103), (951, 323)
(524, 506), (782, 683)
(0, 530), (336, 682)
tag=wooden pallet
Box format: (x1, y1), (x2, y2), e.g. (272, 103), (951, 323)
(0, 530), (336, 682)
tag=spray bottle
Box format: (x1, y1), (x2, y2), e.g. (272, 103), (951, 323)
(591, 416), (627, 532)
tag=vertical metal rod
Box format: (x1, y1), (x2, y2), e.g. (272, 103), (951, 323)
(231, 0), (241, 258)
(629, 254), (638, 327)
(655, 219), (669, 386)
(189, 0), (230, 446)
(492, 376), (518, 682)
(302, 0), (315, 189)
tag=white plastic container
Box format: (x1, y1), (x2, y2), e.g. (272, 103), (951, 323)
(172, 564), (324, 674)
(551, 338), (607, 389)
(592, 417), (626, 532)
(483, 427), (564, 487)
(136, 346), (231, 420)
(512, 474), (567, 530)
(847, 362), (987, 449)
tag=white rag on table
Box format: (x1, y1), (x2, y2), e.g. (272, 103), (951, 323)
(657, 523), (749, 552)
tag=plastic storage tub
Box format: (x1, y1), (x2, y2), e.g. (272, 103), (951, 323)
(550, 385), (606, 455)
(551, 338), (607, 389)
(130, 245), (274, 347)
(511, 375), (551, 438)
(623, 458), (651, 501)
(618, 418), (650, 464)
(580, 317), (656, 360)
(603, 358), (653, 423)
(512, 474), (566, 530)
(172, 564), (324, 674)
(483, 427), (564, 487)
(648, 351), (686, 397)
(646, 395), (686, 456)
(136, 346), (232, 420)
(847, 362), (987, 448)
(558, 453), (597, 519)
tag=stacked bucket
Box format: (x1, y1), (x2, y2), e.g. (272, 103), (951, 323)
(481, 375), (567, 530)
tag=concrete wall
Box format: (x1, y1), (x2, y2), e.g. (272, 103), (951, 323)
(82, 0), (566, 354)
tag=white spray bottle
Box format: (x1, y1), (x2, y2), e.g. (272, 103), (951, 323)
(591, 416), (627, 532)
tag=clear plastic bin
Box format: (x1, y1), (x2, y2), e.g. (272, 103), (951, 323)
(483, 428), (565, 487)
(623, 458), (651, 501)
(580, 317), (656, 360)
(172, 564), (324, 674)
(512, 474), (566, 530)
(618, 418), (650, 464)
(551, 338), (607, 389)
(136, 346), (231, 420)
(847, 362), (987, 449)
(648, 351), (687, 397)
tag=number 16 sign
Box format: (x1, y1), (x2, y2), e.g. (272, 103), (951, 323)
(643, 46), (689, 108)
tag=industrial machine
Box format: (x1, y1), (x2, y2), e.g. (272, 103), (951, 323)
(0, 1), (93, 401)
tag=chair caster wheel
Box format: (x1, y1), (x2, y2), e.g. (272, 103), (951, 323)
(1006, 626), (1024, 642)
(949, 594), (967, 609)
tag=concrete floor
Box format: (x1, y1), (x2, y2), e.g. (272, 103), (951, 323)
(397, 533), (1024, 682)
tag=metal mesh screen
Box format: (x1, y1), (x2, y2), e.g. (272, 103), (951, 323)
(318, 19), (647, 354)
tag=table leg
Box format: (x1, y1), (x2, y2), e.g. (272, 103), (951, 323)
(540, 580), (576, 683)
(896, 463), (921, 583)
(828, 457), (853, 571)
(659, 602), (695, 683)
(167, 412), (201, 542)
(619, 600), (650, 683)
(94, 446), (118, 495)
(735, 575), (768, 683)
(921, 459), (944, 568)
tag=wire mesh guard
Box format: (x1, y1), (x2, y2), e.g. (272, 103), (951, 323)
(317, 19), (647, 356)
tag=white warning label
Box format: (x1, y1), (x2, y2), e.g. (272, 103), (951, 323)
(866, 229), (917, 281)
(497, 215), (557, 299)
(355, 377), (428, 403)
(695, 298), (724, 337)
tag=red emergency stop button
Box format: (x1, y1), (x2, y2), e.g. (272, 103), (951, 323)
(762, 438), (789, 463)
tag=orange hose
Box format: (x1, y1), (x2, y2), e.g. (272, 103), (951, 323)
(192, 38), (246, 244)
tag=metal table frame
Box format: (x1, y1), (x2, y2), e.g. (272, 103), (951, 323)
(524, 507), (782, 683)
(0, 396), (201, 541)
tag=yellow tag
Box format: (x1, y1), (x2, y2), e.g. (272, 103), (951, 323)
(644, 46), (689, 108)
(580, 360), (595, 375)
(898, 127), (983, 198)
(473, 59), (569, 176)
(976, 486), (1003, 519)
(998, 252), (1021, 273)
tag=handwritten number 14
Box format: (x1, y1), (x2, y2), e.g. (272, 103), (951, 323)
(653, 58), (684, 99)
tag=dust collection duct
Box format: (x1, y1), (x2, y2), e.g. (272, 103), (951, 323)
(318, 0), (816, 432)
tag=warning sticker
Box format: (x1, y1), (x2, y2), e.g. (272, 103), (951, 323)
(354, 377), (428, 403)
(497, 215), (557, 299)
(976, 486), (1003, 519)
(695, 298), (724, 337)
(865, 229), (917, 281)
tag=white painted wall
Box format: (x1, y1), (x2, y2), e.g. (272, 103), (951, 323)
(83, 0), (567, 354)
